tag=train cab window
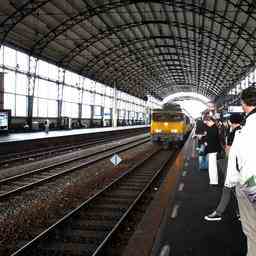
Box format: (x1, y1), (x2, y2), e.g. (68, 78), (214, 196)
(152, 112), (184, 122)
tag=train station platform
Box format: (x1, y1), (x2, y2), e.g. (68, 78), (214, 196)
(0, 125), (149, 143)
(123, 133), (247, 256)
(0, 125), (149, 154)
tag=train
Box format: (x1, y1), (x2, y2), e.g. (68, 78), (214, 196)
(150, 104), (192, 147)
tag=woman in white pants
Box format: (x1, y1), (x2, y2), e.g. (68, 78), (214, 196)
(204, 116), (222, 185)
(208, 152), (218, 184)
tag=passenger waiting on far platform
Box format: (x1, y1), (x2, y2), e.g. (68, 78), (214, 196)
(204, 113), (242, 221)
(44, 119), (50, 134)
(203, 116), (222, 185)
(194, 119), (208, 170)
(225, 86), (256, 256)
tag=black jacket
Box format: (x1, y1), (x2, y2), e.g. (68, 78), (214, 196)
(195, 120), (207, 135)
(205, 124), (222, 153)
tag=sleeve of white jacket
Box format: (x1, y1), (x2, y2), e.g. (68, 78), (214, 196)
(224, 132), (240, 188)
(237, 123), (256, 184)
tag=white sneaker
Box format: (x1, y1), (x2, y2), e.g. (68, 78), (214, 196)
(204, 211), (222, 221)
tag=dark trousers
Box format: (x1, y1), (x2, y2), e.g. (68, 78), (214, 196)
(216, 157), (239, 215)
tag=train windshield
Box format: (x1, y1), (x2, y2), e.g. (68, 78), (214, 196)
(152, 112), (184, 122)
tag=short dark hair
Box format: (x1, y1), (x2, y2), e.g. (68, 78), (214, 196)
(241, 86), (256, 106)
(203, 115), (215, 122)
(229, 113), (243, 124)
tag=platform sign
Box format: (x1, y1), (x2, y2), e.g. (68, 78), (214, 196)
(228, 106), (243, 113)
(110, 154), (122, 166)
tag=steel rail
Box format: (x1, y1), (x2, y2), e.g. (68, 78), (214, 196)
(0, 137), (150, 200)
(0, 132), (148, 166)
(10, 148), (174, 256)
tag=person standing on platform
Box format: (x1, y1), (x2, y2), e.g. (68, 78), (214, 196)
(44, 119), (50, 134)
(225, 86), (256, 256)
(194, 119), (208, 170)
(204, 116), (222, 185)
(204, 113), (242, 221)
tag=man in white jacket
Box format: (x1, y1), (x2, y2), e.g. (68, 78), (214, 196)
(225, 86), (256, 256)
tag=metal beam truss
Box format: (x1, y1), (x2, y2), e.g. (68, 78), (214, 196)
(1, 0), (256, 101)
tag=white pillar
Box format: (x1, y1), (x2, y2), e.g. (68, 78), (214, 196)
(145, 99), (151, 125)
(112, 81), (118, 127)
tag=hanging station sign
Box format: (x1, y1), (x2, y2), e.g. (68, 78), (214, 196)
(228, 106), (243, 113)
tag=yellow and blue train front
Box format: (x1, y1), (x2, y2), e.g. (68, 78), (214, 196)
(150, 121), (185, 142)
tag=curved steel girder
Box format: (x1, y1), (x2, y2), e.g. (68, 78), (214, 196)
(99, 58), (229, 92)
(102, 60), (222, 97)
(89, 46), (237, 90)
(161, 85), (206, 94)
(96, 38), (239, 93)
(30, 0), (256, 59)
(0, 0), (51, 45)
(87, 43), (239, 79)
(83, 50), (238, 85)
(101, 58), (226, 91)
(30, 0), (127, 55)
(157, 72), (219, 84)
(209, 1), (256, 90)
(218, 65), (256, 98)
(83, 37), (242, 72)
(164, 87), (212, 99)
(60, 20), (252, 66)
(119, 68), (221, 97)
(102, 68), (161, 95)
(162, 87), (212, 99)
(157, 73), (226, 89)
(157, 80), (215, 98)
(113, 66), (221, 96)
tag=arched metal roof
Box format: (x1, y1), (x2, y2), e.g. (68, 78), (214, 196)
(1, 0), (256, 101)
(163, 92), (210, 105)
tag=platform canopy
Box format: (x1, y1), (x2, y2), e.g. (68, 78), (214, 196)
(1, 0), (256, 100)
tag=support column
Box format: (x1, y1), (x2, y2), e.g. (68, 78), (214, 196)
(57, 69), (65, 129)
(27, 95), (33, 128)
(110, 108), (113, 126)
(123, 110), (126, 126)
(117, 109), (120, 126)
(78, 103), (82, 126)
(78, 79), (85, 127)
(135, 112), (138, 125)
(27, 57), (38, 129)
(90, 105), (94, 128)
(0, 72), (4, 109)
(101, 106), (104, 127)
(57, 99), (62, 128)
(127, 110), (131, 126)
(112, 81), (118, 127)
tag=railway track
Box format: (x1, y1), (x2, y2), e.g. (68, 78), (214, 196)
(0, 133), (149, 168)
(10, 148), (174, 256)
(0, 136), (150, 201)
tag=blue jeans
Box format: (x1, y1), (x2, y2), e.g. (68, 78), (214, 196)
(198, 144), (208, 170)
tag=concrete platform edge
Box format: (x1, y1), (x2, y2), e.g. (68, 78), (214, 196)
(122, 134), (192, 256)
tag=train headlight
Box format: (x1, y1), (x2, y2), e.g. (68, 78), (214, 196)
(164, 122), (168, 126)
(155, 129), (162, 133)
(171, 129), (178, 133)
